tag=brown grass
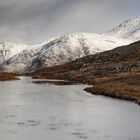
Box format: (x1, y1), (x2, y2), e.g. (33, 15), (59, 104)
(0, 72), (19, 81)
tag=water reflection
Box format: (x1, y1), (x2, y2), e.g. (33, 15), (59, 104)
(32, 80), (77, 85)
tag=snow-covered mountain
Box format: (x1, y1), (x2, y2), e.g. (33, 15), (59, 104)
(1, 44), (43, 72)
(107, 16), (140, 41)
(29, 33), (130, 71)
(0, 42), (28, 64)
(0, 33), (130, 72)
(1, 16), (140, 73)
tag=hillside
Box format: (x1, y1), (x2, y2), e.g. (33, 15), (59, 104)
(30, 41), (140, 104)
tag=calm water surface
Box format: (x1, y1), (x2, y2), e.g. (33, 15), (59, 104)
(0, 77), (140, 140)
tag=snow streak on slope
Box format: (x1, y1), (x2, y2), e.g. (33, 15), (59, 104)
(107, 16), (140, 41)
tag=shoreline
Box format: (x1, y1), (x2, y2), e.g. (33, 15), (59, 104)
(1, 73), (140, 106)
(0, 72), (19, 81)
(30, 74), (140, 106)
(84, 86), (140, 105)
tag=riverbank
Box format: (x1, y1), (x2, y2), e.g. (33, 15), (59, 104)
(30, 41), (140, 105)
(31, 70), (140, 105)
(0, 72), (19, 81)
(84, 72), (140, 105)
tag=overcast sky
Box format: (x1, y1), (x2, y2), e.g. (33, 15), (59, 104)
(0, 0), (139, 44)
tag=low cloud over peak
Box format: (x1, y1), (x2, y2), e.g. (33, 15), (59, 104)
(0, 0), (139, 44)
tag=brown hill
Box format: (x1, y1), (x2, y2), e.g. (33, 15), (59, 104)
(30, 41), (140, 104)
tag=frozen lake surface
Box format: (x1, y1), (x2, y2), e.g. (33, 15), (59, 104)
(0, 77), (140, 140)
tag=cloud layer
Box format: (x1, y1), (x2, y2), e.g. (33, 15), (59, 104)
(0, 0), (139, 44)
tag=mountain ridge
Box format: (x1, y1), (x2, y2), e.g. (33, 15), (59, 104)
(107, 16), (140, 41)
(0, 16), (140, 72)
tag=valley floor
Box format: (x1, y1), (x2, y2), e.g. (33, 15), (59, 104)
(1, 41), (140, 105)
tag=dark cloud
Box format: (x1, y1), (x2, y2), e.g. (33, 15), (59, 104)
(0, 0), (139, 44)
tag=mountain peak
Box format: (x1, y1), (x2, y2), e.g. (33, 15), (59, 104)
(107, 16), (140, 41)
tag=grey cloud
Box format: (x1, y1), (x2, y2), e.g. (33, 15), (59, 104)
(0, 0), (139, 44)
